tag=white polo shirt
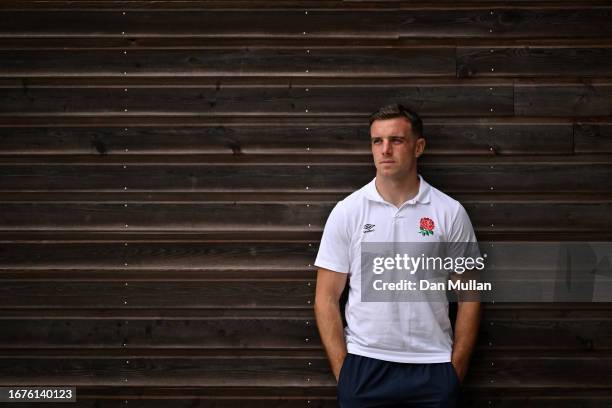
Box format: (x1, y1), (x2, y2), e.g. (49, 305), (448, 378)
(314, 174), (480, 363)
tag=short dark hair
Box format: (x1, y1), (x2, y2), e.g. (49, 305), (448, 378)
(368, 103), (423, 139)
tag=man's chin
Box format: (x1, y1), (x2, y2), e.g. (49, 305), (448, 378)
(376, 169), (398, 178)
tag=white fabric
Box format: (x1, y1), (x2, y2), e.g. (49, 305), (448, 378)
(315, 175), (480, 363)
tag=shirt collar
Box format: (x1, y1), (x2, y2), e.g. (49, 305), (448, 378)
(365, 174), (431, 206)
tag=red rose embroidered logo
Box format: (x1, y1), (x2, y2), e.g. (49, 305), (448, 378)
(419, 217), (435, 236)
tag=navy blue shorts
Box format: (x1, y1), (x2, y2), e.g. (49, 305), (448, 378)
(337, 353), (461, 408)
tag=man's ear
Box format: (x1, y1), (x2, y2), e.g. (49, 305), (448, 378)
(415, 137), (426, 158)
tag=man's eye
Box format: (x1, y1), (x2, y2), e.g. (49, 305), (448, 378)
(392, 139), (404, 144)
(372, 139), (382, 144)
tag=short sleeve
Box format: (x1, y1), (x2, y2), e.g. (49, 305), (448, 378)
(314, 201), (351, 274)
(446, 203), (481, 274)
(448, 203), (478, 243)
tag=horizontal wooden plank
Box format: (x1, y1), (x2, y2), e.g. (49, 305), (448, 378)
(0, 48), (454, 77)
(516, 83), (612, 116)
(1, 191), (610, 203)
(399, 9), (612, 39)
(0, 398), (605, 408)
(479, 319), (612, 350)
(1, 9), (612, 39)
(458, 47), (612, 77)
(0, 356), (332, 386)
(0, 10), (399, 38)
(575, 123), (612, 153)
(0, 308), (319, 319)
(0, 76), (516, 88)
(0, 85), (513, 117)
(0, 281), (314, 308)
(4, 37), (612, 50)
(0, 354), (611, 387)
(8, 153), (607, 164)
(0, 113), (594, 129)
(0, 243), (316, 270)
(0, 202), (611, 232)
(4, 1), (612, 10)
(0, 319), (316, 349)
(0, 303), (609, 318)
(0, 123), (574, 155)
(3, 390), (610, 408)
(1, 388), (608, 408)
(0, 399), (338, 408)
(465, 202), (612, 231)
(1, 317), (610, 351)
(461, 398), (612, 408)
(466, 354), (612, 388)
(0, 162), (610, 193)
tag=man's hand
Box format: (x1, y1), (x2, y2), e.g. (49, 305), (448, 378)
(334, 353), (348, 382)
(450, 355), (469, 384)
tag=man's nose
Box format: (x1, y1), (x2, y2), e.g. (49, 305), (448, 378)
(382, 140), (392, 154)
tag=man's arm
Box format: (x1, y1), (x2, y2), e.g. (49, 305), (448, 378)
(450, 269), (482, 383)
(451, 300), (481, 383)
(314, 267), (348, 382)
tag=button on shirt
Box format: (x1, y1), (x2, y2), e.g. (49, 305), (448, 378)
(314, 175), (480, 363)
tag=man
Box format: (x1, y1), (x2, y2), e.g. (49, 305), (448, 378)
(314, 104), (481, 407)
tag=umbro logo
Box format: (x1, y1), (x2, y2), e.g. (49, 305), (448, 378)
(363, 223), (375, 233)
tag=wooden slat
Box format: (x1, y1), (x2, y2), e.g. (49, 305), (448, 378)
(0, 85), (513, 117)
(1, 9), (612, 39)
(4, 1), (612, 10)
(5, 400), (334, 408)
(458, 47), (612, 77)
(0, 243), (316, 270)
(0, 303), (610, 318)
(0, 356), (332, 386)
(0, 10), (399, 38)
(0, 162), (610, 193)
(478, 319), (612, 350)
(0, 308), (319, 318)
(0, 353), (611, 387)
(0, 202), (611, 232)
(3, 37), (612, 50)
(0, 281), (314, 309)
(2, 317), (611, 351)
(0, 397), (605, 408)
(1, 191), (611, 203)
(0, 123), (574, 155)
(516, 83), (612, 116)
(575, 123), (612, 153)
(400, 9), (612, 39)
(0, 48), (455, 77)
(0, 319), (316, 349)
(465, 202), (612, 231)
(466, 354), (612, 388)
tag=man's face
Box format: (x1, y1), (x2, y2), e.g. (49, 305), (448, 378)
(370, 117), (425, 179)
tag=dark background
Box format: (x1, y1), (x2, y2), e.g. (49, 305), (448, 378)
(0, 0), (611, 407)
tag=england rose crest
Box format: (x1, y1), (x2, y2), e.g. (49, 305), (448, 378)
(419, 217), (435, 236)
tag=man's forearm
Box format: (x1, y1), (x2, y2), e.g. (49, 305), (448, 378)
(314, 299), (347, 381)
(451, 301), (481, 382)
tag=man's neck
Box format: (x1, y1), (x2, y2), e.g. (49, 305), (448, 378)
(375, 171), (420, 208)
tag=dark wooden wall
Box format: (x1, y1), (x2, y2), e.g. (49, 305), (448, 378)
(1, 1), (611, 407)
